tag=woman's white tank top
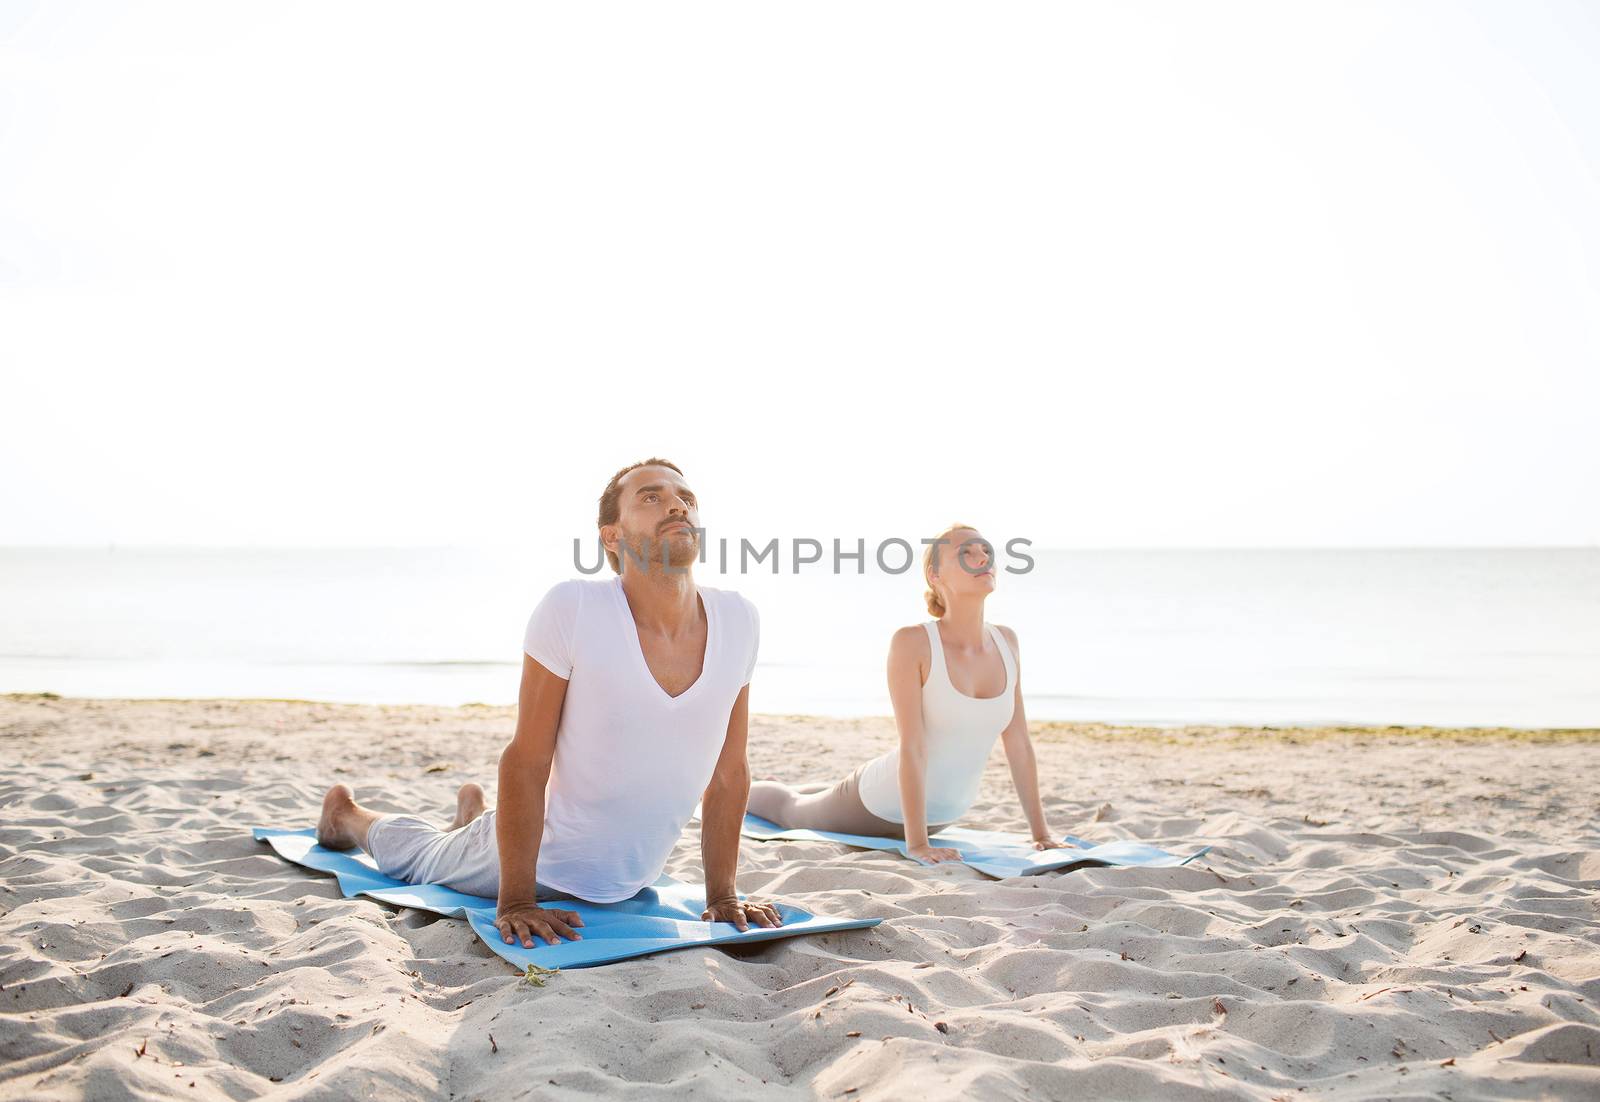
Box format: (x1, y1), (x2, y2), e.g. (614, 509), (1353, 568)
(857, 621), (1018, 825)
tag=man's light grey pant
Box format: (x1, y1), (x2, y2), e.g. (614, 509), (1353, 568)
(366, 810), (571, 901)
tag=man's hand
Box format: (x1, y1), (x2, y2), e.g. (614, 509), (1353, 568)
(495, 902), (584, 947)
(906, 842), (964, 865)
(1032, 836), (1079, 851)
(701, 896), (783, 931)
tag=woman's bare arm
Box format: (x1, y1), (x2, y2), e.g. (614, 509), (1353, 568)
(995, 627), (1066, 848)
(889, 626), (962, 863)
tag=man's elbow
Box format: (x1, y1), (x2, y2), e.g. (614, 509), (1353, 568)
(498, 742), (552, 789)
(707, 762), (751, 800)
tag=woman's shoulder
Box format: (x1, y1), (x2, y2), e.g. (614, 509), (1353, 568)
(889, 621), (932, 643)
(990, 623), (1020, 655)
(886, 624), (932, 688)
(888, 622), (933, 659)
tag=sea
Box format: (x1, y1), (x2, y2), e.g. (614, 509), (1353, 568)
(2, 547), (1596, 728)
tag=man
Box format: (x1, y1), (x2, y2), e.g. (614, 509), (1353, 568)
(316, 458), (781, 947)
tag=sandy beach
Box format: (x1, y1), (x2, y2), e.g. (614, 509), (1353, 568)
(2, 694), (1597, 1100)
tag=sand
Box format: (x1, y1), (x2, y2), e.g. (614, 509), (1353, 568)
(1, 694), (1598, 1100)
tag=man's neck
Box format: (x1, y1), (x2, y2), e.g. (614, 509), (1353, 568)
(619, 567), (700, 635)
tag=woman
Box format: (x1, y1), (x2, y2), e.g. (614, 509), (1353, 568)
(748, 524), (1068, 863)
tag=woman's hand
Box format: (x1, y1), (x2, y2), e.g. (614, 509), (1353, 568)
(907, 842), (964, 865)
(1032, 836), (1078, 851)
(702, 896), (783, 931)
(495, 902), (584, 947)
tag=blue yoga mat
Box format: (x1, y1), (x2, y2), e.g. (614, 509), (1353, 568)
(254, 828), (881, 970)
(740, 814), (1211, 879)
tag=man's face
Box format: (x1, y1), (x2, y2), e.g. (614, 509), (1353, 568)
(607, 465), (702, 573)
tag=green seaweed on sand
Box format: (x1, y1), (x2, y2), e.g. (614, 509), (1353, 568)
(522, 963), (560, 987)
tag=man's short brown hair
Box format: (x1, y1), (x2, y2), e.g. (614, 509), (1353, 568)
(597, 457), (685, 573)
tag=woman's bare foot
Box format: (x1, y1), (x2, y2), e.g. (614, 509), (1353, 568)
(448, 783), (487, 831)
(316, 784), (364, 850)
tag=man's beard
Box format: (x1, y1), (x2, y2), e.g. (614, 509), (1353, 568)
(620, 529), (700, 570)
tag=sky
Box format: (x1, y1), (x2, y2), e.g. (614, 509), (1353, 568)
(2, 1), (1597, 552)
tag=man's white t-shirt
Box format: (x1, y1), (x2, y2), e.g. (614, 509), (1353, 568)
(521, 576), (759, 903)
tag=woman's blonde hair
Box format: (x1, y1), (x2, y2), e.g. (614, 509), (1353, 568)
(923, 522), (979, 618)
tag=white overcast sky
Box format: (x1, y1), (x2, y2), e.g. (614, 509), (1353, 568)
(2, 1), (1597, 550)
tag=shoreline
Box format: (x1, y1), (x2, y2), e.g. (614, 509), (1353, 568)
(7, 692), (1598, 741)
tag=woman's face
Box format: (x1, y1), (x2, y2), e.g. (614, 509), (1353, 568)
(932, 528), (996, 604)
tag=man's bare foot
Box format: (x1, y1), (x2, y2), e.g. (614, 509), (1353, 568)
(317, 784), (363, 850)
(448, 783), (487, 831)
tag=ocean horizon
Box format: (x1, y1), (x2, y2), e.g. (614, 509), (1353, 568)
(2, 546), (1597, 729)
